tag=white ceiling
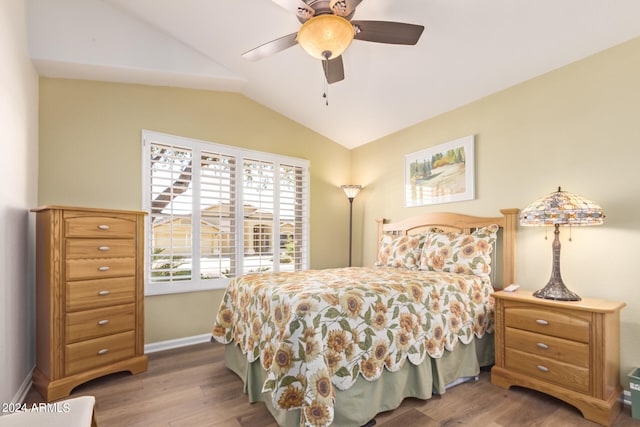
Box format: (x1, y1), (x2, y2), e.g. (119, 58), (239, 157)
(27, 0), (640, 149)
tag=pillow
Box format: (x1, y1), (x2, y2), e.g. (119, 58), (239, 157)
(419, 224), (499, 278)
(375, 234), (426, 270)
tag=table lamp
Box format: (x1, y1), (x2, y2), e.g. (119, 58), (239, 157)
(520, 187), (605, 301)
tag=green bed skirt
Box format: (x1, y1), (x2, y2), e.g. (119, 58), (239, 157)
(224, 333), (494, 427)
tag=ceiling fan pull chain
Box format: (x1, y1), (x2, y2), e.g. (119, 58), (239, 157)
(323, 84), (329, 106)
(322, 60), (329, 106)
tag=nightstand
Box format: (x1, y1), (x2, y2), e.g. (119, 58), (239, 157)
(491, 290), (625, 426)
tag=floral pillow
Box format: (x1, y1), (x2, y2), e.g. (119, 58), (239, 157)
(376, 234), (426, 270)
(419, 224), (499, 278)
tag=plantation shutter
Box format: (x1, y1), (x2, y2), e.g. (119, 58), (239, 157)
(199, 150), (237, 280)
(279, 164), (308, 271)
(143, 130), (309, 295)
(148, 143), (194, 283)
(242, 158), (276, 274)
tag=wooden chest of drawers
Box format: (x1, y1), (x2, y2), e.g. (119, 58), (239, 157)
(491, 290), (625, 426)
(31, 206), (147, 401)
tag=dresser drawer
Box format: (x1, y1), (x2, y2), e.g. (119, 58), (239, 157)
(66, 239), (135, 259)
(505, 306), (590, 342)
(505, 327), (589, 367)
(65, 331), (135, 376)
(505, 348), (589, 393)
(66, 258), (135, 281)
(66, 304), (135, 343)
(67, 277), (135, 311)
(65, 215), (136, 239)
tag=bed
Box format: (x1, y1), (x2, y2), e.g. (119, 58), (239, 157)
(212, 209), (518, 427)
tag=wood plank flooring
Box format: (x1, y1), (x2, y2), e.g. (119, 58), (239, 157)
(24, 342), (639, 426)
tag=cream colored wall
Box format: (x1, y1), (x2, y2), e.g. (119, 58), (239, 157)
(37, 38), (640, 387)
(1, 0), (39, 403)
(352, 37), (640, 387)
(37, 79), (352, 343)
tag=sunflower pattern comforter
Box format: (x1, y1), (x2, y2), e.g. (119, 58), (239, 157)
(212, 266), (495, 427)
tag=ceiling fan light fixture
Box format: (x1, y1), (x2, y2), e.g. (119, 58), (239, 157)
(297, 14), (355, 60)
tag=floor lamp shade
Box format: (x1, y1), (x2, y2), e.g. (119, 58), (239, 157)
(341, 185), (362, 200)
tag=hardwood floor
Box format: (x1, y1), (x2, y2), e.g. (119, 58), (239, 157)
(24, 342), (639, 426)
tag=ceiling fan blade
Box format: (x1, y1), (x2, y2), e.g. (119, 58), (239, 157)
(242, 32), (298, 61)
(330, 0), (363, 18)
(351, 20), (425, 45)
(323, 55), (345, 84)
(272, 0), (314, 21)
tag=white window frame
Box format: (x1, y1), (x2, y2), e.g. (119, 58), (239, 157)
(142, 130), (310, 295)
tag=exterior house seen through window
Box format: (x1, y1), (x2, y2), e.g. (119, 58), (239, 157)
(142, 130), (310, 295)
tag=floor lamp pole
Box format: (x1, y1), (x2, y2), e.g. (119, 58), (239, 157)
(348, 197), (354, 267)
(341, 184), (361, 268)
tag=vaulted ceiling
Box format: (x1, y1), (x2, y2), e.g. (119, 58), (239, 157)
(28, 0), (640, 148)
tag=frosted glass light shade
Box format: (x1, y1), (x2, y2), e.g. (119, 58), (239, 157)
(341, 185), (361, 199)
(297, 15), (355, 60)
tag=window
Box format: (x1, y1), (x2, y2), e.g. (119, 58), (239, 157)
(142, 130), (309, 295)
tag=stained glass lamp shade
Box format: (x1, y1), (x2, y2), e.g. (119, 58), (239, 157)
(520, 187), (605, 301)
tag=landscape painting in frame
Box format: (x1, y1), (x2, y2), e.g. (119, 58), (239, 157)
(405, 135), (475, 207)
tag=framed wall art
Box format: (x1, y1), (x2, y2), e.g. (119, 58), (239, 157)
(405, 135), (475, 207)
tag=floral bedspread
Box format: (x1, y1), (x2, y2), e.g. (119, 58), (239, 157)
(212, 266), (495, 427)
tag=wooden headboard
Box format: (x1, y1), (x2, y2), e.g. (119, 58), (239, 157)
(376, 208), (518, 288)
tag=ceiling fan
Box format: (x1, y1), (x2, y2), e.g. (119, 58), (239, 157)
(242, 0), (425, 84)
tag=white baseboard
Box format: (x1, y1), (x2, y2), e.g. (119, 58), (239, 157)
(14, 370), (34, 404)
(144, 333), (212, 354)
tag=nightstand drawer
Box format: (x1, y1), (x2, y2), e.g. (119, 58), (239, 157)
(65, 215), (136, 238)
(505, 306), (590, 342)
(66, 277), (135, 311)
(65, 331), (135, 376)
(66, 304), (135, 343)
(66, 258), (135, 281)
(505, 327), (589, 367)
(66, 239), (135, 259)
(505, 348), (589, 393)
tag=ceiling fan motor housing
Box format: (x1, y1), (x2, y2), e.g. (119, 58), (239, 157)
(296, 0), (356, 23)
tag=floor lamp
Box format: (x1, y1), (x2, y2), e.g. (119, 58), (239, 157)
(341, 185), (362, 267)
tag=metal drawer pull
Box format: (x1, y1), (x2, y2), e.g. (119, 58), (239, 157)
(98, 290), (110, 296)
(536, 342), (549, 349)
(536, 365), (549, 372)
(535, 319), (549, 325)
(97, 319), (110, 326)
(97, 349), (109, 355)
(98, 266), (110, 271)
(98, 224), (110, 230)
(98, 246), (110, 251)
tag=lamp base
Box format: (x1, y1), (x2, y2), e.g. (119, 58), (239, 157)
(533, 280), (581, 301)
(533, 223), (581, 301)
